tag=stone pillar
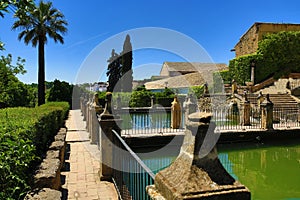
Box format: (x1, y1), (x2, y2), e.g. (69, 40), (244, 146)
(151, 95), (155, 108)
(250, 60), (256, 84)
(80, 96), (84, 114)
(90, 93), (103, 144)
(241, 92), (251, 126)
(98, 92), (122, 181)
(82, 94), (88, 121)
(232, 79), (238, 95)
(171, 96), (181, 129)
(257, 92), (264, 112)
(203, 82), (209, 95)
(90, 106), (98, 144)
(261, 94), (273, 130)
(147, 112), (250, 200)
(88, 94), (94, 133)
(184, 94), (197, 125)
(85, 94), (92, 131)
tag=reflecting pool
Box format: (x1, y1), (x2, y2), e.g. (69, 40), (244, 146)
(138, 140), (300, 200)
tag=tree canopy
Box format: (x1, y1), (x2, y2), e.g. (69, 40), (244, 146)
(48, 79), (73, 106)
(257, 31), (300, 79)
(0, 54), (34, 108)
(12, 1), (68, 105)
(229, 31), (300, 85)
(120, 34), (133, 92)
(107, 49), (121, 92)
(106, 35), (133, 92)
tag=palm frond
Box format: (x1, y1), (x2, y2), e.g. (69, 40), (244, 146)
(12, 0), (68, 47)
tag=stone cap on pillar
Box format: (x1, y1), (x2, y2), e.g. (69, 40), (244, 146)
(151, 110), (250, 200)
(99, 92), (115, 120)
(188, 112), (212, 123)
(261, 94), (273, 106)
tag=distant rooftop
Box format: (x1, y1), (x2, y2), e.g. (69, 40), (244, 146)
(162, 62), (228, 73)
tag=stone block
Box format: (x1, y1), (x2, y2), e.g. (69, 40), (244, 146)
(59, 127), (67, 133)
(54, 134), (66, 142)
(45, 150), (60, 160)
(34, 159), (61, 190)
(49, 140), (66, 168)
(24, 188), (61, 200)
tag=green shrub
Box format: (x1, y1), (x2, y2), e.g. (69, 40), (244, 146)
(0, 54), (35, 108)
(47, 79), (73, 106)
(188, 85), (204, 98)
(153, 88), (175, 107)
(229, 31), (300, 85)
(129, 89), (153, 107)
(0, 102), (69, 199)
(257, 31), (300, 79)
(98, 87), (176, 108)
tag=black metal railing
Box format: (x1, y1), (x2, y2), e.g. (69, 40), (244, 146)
(211, 106), (262, 131)
(112, 129), (155, 200)
(117, 105), (300, 135)
(273, 107), (300, 129)
(116, 108), (185, 135)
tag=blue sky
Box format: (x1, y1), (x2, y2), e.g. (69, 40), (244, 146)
(0, 0), (300, 84)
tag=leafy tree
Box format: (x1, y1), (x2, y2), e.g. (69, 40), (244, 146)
(0, 54), (35, 108)
(121, 34), (133, 92)
(257, 31), (300, 79)
(48, 79), (73, 106)
(107, 49), (121, 92)
(129, 86), (153, 107)
(12, 1), (68, 106)
(229, 31), (300, 85)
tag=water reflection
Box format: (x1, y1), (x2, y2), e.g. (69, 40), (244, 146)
(139, 141), (300, 200)
(219, 143), (300, 200)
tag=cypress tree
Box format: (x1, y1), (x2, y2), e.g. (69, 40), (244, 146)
(121, 34), (133, 92)
(107, 49), (121, 92)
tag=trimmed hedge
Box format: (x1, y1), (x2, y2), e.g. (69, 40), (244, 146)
(228, 31), (300, 85)
(0, 102), (69, 199)
(188, 85), (204, 98)
(97, 87), (176, 108)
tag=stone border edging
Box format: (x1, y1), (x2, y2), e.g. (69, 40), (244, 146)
(24, 127), (67, 199)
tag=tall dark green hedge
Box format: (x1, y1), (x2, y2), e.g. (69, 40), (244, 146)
(0, 102), (69, 199)
(228, 31), (300, 85)
(0, 54), (35, 108)
(47, 79), (73, 107)
(98, 86), (176, 108)
(257, 31), (300, 79)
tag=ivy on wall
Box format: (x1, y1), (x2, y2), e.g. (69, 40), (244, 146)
(228, 31), (300, 85)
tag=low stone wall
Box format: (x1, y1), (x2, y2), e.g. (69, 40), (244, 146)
(24, 128), (67, 199)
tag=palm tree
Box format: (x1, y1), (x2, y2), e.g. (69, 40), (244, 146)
(12, 1), (67, 105)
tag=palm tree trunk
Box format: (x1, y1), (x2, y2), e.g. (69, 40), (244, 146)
(38, 37), (45, 106)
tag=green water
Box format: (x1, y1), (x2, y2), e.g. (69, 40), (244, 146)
(139, 140), (300, 200)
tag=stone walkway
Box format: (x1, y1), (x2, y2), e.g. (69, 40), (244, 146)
(61, 110), (118, 200)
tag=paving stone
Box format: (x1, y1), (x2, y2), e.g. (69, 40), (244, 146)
(61, 110), (118, 200)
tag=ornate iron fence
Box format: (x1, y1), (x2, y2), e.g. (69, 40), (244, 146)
(112, 129), (155, 200)
(116, 108), (185, 135)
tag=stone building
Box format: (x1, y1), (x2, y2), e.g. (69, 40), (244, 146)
(234, 22), (300, 57)
(145, 62), (228, 94)
(160, 62), (227, 77)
